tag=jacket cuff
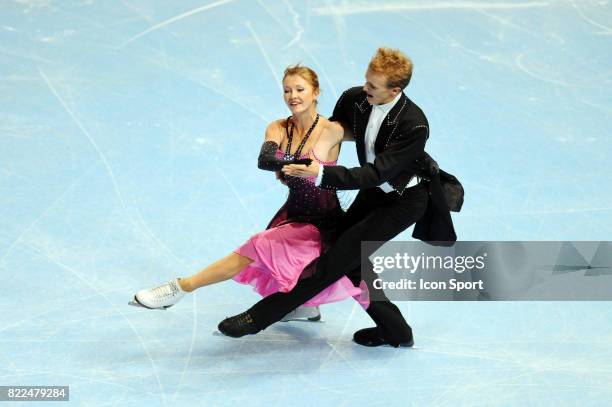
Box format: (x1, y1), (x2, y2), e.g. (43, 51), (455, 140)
(315, 164), (325, 186)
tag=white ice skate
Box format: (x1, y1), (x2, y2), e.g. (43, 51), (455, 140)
(281, 305), (321, 322)
(129, 278), (185, 310)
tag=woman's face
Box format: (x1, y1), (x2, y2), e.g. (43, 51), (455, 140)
(283, 75), (319, 114)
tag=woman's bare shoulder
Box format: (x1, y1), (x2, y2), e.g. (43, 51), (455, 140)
(267, 118), (289, 131)
(265, 118), (289, 141)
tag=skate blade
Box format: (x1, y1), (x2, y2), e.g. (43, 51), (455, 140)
(281, 314), (322, 322)
(128, 296), (168, 310)
(128, 299), (145, 308)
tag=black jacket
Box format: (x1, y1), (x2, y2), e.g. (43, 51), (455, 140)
(325, 87), (457, 244)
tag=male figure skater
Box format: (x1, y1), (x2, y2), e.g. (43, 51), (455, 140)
(218, 48), (456, 347)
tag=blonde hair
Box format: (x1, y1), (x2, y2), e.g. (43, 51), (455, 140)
(283, 64), (320, 95)
(368, 47), (413, 90)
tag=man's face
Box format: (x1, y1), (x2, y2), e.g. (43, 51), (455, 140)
(363, 69), (400, 105)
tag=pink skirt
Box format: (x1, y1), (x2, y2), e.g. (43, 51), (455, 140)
(233, 222), (368, 308)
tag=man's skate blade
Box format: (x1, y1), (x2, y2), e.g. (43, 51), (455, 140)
(281, 314), (322, 322)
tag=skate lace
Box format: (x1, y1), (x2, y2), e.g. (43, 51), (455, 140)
(152, 281), (178, 301)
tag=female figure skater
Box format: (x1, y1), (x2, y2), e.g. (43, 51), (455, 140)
(130, 65), (363, 320)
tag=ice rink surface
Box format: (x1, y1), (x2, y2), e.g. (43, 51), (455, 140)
(1, 0), (612, 405)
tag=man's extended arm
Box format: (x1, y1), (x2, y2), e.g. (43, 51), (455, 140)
(320, 125), (427, 190)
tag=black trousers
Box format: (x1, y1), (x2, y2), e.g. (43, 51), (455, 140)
(248, 183), (429, 344)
